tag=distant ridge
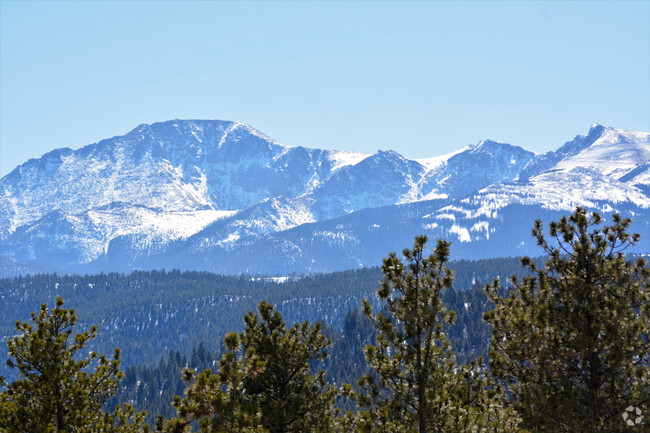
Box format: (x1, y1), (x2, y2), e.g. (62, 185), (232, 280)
(1, 121), (649, 276)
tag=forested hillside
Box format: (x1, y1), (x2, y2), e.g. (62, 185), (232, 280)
(108, 282), (498, 425)
(0, 257), (527, 371)
(0, 257), (531, 426)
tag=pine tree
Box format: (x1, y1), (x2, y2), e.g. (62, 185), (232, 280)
(0, 297), (148, 433)
(351, 236), (520, 433)
(164, 332), (267, 433)
(241, 301), (337, 433)
(484, 208), (650, 432)
(165, 301), (336, 433)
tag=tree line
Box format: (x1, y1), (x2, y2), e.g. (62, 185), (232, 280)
(1, 208), (648, 432)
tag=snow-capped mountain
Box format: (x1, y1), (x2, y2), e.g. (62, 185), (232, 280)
(1, 120), (648, 276)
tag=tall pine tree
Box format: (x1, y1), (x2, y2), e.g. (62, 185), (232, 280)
(351, 236), (519, 433)
(241, 301), (336, 433)
(485, 208), (650, 432)
(0, 297), (148, 433)
(165, 301), (336, 433)
(164, 332), (266, 433)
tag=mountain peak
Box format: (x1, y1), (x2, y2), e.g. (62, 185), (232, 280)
(587, 123), (611, 138)
(375, 149), (404, 159)
(125, 119), (268, 139)
(521, 124), (650, 181)
(589, 123), (617, 132)
(475, 139), (500, 148)
(471, 139), (521, 154)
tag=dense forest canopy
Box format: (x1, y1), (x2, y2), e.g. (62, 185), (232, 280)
(0, 257), (529, 370)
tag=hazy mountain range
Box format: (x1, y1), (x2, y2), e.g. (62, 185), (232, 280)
(2, 120), (649, 276)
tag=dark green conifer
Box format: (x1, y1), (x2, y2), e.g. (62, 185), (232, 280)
(164, 332), (266, 433)
(165, 301), (336, 433)
(0, 297), (148, 432)
(351, 236), (519, 433)
(241, 301), (336, 433)
(485, 208), (650, 432)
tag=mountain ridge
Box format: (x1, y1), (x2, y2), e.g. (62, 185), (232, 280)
(1, 120), (648, 276)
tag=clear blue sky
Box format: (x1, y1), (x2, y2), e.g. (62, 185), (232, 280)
(1, 0), (649, 176)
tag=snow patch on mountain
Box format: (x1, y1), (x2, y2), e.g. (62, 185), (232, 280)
(217, 122), (246, 148)
(453, 170), (650, 223)
(216, 232), (241, 247)
(327, 150), (370, 171)
(86, 207), (235, 244)
(416, 146), (471, 171)
(471, 221), (490, 240)
(449, 225), (471, 242)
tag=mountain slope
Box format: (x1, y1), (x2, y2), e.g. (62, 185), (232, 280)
(1, 120), (368, 239)
(1, 121), (648, 276)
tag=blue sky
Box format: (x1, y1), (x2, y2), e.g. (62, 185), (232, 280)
(1, 0), (649, 176)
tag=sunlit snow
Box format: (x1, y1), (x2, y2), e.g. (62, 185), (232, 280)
(1, 120), (649, 274)
(327, 151), (370, 171)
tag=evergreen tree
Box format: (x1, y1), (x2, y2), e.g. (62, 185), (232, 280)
(241, 301), (337, 433)
(165, 301), (336, 433)
(164, 332), (266, 433)
(485, 208), (650, 432)
(351, 236), (519, 433)
(0, 297), (148, 433)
